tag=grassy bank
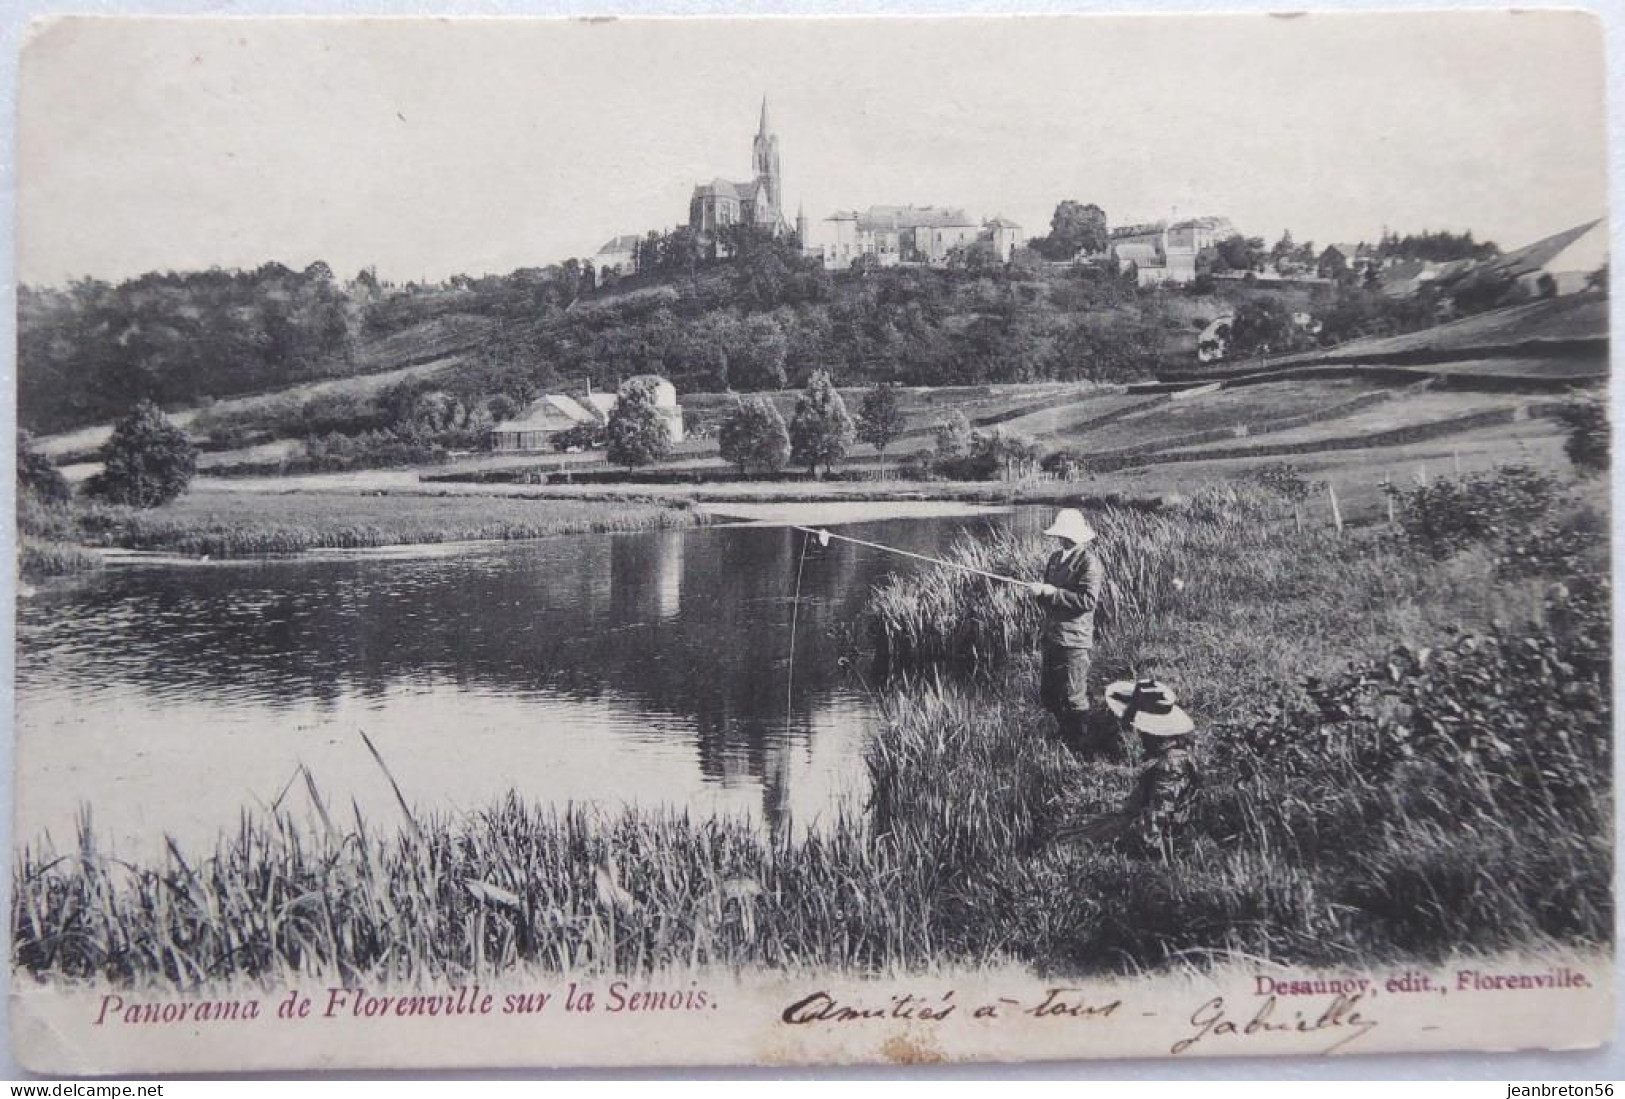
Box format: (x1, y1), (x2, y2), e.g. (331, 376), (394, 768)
(17, 491), (705, 573)
(12, 476), (1609, 987)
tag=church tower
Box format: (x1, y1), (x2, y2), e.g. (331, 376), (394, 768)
(752, 95), (782, 218)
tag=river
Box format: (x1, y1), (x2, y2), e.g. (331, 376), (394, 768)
(16, 506), (1046, 856)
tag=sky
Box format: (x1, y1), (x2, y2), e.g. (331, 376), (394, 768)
(16, 11), (1609, 286)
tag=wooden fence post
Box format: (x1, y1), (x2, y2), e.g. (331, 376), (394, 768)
(1327, 482), (1344, 536)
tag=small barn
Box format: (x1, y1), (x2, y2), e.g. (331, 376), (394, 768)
(490, 394), (600, 453)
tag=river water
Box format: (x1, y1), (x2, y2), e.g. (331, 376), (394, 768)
(16, 507), (1044, 856)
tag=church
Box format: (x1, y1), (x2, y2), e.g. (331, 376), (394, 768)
(688, 97), (803, 255)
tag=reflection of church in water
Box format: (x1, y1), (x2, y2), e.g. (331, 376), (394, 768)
(606, 528), (848, 839)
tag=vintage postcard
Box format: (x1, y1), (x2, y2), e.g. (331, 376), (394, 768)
(10, 11), (1614, 1074)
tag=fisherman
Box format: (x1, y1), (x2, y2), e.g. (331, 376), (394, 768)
(1104, 677), (1201, 858)
(1028, 508), (1106, 756)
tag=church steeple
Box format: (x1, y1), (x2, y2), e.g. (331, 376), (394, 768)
(752, 94), (781, 219)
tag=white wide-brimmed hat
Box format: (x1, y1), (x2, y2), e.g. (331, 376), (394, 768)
(1043, 508), (1097, 545)
(1104, 678), (1196, 737)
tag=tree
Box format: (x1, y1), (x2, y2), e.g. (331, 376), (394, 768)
(933, 410), (972, 460)
(789, 369), (855, 477)
(605, 377), (672, 468)
(1227, 298), (1310, 358)
(966, 427), (1042, 481)
(16, 432), (70, 503)
(1556, 396), (1608, 474)
(718, 395), (790, 477)
(856, 383), (906, 474)
(84, 399), (198, 507)
(1211, 234), (1267, 274)
(1036, 201), (1109, 260)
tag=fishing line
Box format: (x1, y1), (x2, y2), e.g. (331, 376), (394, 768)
(790, 525), (1029, 588)
(784, 529), (813, 736)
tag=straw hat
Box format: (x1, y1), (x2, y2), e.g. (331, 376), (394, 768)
(1043, 508), (1097, 545)
(1104, 678), (1196, 737)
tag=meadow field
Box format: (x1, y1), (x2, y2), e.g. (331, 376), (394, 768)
(13, 465), (1608, 987)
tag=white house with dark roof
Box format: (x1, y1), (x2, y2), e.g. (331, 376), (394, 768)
(593, 234), (643, 278)
(814, 205), (988, 269)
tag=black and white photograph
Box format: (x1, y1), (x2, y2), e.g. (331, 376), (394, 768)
(8, 11), (1615, 1073)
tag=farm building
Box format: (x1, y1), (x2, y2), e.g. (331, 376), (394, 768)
(488, 377), (687, 453)
(490, 395), (601, 453)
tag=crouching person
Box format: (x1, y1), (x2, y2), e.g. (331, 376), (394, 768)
(1105, 678), (1200, 858)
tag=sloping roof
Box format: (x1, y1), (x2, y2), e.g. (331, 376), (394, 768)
(583, 392), (617, 417)
(1489, 219), (1605, 278)
(492, 394), (598, 434)
(985, 216), (1022, 229)
(1170, 216), (1233, 234)
(856, 205), (977, 231)
(596, 234), (643, 255)
(692, 178), (764, 202)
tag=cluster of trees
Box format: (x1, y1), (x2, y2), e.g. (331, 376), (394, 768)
(19, 264), (355, 435)
(1373, 229), (1500, 264)
(711, 377), (906, 480)
(1028, 202), (1110, 261)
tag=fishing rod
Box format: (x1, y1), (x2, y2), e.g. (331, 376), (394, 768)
(790, 526), (1031, 588)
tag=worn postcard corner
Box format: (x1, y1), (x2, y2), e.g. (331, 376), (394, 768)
(10, 9), (1614, 1075)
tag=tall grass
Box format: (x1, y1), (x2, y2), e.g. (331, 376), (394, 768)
(12, 481), (1610, 987)
(19, 491), (705, 566)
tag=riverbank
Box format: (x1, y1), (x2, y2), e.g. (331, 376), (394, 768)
(14, 474), (1609, 986)
(19, 492), (706, 575)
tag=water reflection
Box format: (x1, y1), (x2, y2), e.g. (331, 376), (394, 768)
(16, 512), (1014, 854)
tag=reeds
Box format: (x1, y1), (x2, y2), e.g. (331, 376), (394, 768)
(23, 494), (704, 563)
(12, 481), (1611, 987)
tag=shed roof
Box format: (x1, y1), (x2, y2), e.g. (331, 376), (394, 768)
(492, 394), (599, 434)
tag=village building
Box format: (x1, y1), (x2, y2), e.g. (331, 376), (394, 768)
(490, 394), (601, 453)
(1111, 216), (1236, 287)
(689, 98), (790, 255)
(593, 234), (642, 279)
(986, 216), (1025, 262)
(490, 376), (685, 453)
(812, 206), (1021, 269)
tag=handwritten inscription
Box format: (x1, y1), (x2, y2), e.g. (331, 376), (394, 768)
(79, 961), (1596, 1067)
(1172, 993), (1377, 1056)
(781, 987), (1121, 1025)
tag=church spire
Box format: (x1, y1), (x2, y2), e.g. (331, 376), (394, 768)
(758, 95), (770, 138)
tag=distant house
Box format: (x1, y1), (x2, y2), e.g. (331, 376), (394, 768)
(593, 235), (643, 279)
(815, 206), (985, 269)
(1482, 219), (1607, 297)
(490, 378), (687, 454)
(490, 394), (602, 453)
(985, 216), (1025, 262)
(624, 375), (686, 443)
(1112, 216), (1236, 286)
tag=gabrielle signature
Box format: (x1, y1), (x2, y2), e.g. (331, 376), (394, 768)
(1172, 992), (1379, 1055)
